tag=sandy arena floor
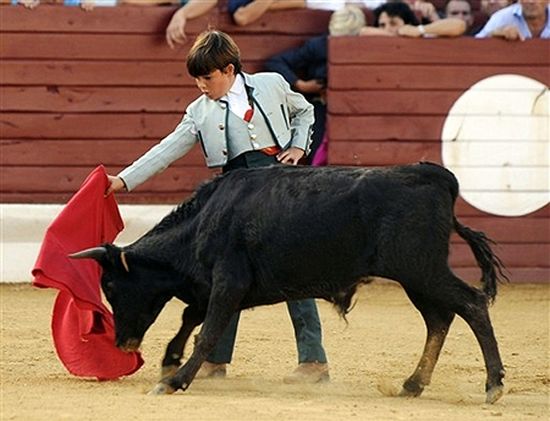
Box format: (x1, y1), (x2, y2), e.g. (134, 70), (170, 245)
(1, 281), (548, 420)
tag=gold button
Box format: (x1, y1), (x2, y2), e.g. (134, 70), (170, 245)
(218, 124), (225, 130)
(250, 134), (257, 140)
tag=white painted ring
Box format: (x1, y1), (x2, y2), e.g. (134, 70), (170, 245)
(441, 74), (549, 216)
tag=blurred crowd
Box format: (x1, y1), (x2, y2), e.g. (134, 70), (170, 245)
(6, 0), (549, 42)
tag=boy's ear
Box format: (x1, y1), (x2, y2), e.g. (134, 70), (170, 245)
(224, 63), (235, 75)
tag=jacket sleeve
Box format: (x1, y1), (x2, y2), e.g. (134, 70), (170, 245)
(273, 74), (314, 153)
(118, 112), (198, 191)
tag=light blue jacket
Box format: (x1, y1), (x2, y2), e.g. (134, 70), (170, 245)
(119, 72), (314, 191)
(475, 3), (550, 39)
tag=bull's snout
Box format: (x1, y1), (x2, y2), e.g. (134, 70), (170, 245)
(117, 338), (142, 352)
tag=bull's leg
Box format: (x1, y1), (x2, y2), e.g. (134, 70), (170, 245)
(399, 287), (454, 398)
(151, 296), (243, 394)
(421, 273), (505, 404)
(443, 276), (505, 404)
(149, 258), (252, 395)
(160, 305), (205, 379)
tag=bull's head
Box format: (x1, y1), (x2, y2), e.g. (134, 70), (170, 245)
(69, 244), (171, 352)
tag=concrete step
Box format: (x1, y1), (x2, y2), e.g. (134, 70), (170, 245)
(1, 204), (175, 283)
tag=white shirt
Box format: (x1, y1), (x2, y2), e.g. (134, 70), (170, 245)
(222, 74), (250, 120)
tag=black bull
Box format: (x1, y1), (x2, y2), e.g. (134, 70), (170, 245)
(71, 162), (507, 403)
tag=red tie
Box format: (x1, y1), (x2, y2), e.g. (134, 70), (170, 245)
(243, 108), (254, 122)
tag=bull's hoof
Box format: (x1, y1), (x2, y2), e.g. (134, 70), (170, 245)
(148, 382), (176, 395)
(160, 365), (179, 380)
(486, 385), (504, 404)
(398, 387), (423, 398)
(399, 379), (424, 398)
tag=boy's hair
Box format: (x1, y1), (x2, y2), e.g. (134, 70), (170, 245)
(186, 29), (242, 78)
(373, 2), (420, 27)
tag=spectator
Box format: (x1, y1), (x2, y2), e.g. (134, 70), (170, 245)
(11, 0), (116, 10)
(11, 0), (40, 8)
(480, 0), (513, 16)
(165, 0), (218, 48)
(105, 29), (330, 384)
(476, 0), (550, 39)
(229, 0), (305, 26)
(445, 0), (475, 34)
(230, 0), (390, 27)
(122, 0), (181, 4)
(264, 5), (366, 164)
(360, 1), (466, 36)
(388, 0), (441, 23)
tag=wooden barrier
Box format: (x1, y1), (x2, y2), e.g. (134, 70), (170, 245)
(1, 5), (548, 282)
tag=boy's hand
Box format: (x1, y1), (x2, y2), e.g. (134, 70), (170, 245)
(105, 175), (126, 197)
(277, 147), (304, 165)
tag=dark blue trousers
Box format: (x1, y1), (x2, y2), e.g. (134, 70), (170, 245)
(206, 151), (327, 364)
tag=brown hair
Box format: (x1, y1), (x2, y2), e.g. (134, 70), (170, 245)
(186, 29), (242, 78)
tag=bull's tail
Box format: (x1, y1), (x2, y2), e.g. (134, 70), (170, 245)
(453, 217), (508, 303)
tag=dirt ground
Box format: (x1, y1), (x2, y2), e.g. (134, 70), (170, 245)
(1, 281), (548, 421)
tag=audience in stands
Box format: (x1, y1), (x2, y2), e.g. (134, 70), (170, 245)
(360, 1), (466, 36)
(476, 0), (549, 39)
(264, 5), (366, 165)
(164, 0), (387, 47)
(445, 0), (476, 34)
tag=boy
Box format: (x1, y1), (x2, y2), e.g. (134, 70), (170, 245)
(106, 30), (329, 383)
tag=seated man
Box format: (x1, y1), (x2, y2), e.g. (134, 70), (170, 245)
(475, 0), (550, 40)
(445, 0), (476, 35)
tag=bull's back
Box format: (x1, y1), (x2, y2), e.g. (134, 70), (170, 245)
(196, 163), (458, 279)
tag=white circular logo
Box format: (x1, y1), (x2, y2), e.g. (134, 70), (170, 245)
(442, 74), (549, 217)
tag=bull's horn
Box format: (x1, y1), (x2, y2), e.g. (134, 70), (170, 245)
(69, 246), (107, 260)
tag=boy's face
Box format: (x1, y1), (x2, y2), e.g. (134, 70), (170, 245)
(194, 65), (235, 100)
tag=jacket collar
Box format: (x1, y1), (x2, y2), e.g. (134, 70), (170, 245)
(241, 72), (257, 97)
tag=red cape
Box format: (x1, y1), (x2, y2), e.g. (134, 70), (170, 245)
(32, 165), (144, 380)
